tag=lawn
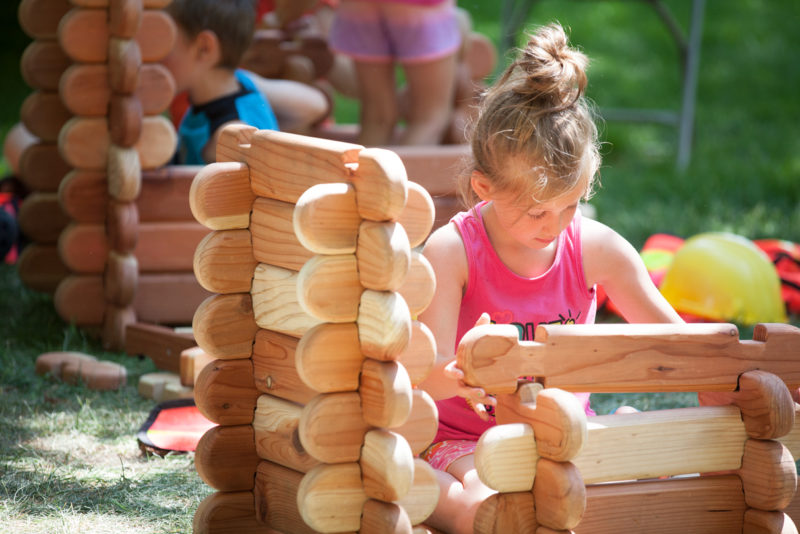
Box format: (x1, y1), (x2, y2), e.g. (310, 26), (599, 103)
(1, 1), (799, 532)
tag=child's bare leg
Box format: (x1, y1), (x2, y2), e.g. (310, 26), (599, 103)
(400, 52), (457, 145)
(426, 454), (495, 534)
(353, 60), (398, 146)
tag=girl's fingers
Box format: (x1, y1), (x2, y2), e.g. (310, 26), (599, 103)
(475, 312), (491, 326)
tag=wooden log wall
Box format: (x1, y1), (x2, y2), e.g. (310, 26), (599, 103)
(190, 126), (441, 533)
(461, 323), (800, 533)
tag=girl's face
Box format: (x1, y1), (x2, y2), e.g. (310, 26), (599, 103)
(485, 183), (587, 250)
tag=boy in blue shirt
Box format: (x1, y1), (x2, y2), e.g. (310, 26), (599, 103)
(164, 0), (280, 164)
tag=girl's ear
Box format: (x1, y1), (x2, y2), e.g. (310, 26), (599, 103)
(470, 171), (493, 201)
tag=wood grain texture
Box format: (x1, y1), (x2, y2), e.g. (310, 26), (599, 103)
(58, 116), (176, 170)
(109, 37), (142, 94)
(360, 429), (414, 502)
(70, 0), (173, 7)
(193, 293), (259, 360)
(360, 359), (413, 429)
(193, 491), (267, 534)
(396, 321), (436, 386)
(195, 425), (259, 492)
(194, 358), (259, 426)
(361, 500), (413, 534)
(475, 423), (537, 492)
(293, 182), (360, 255)
(296, 322), (362, 394)
(252, 328), (316, 405)
(296, 463), (367, 533)
(124, 322), (195, 373)
(357, 290), (412, 361)
(474, 492), (537, 534)
(251, 196), (313, 271)
(20, 142), (71, 192)
(398, 181), (435, 248)
(16, 244), (69, 293)
(398, 251), (436, 318)
(109, 95), (143, 148)
(395, 459), (439, 526)
(495, 383), (587, 462)
(533, 459), (585, 531)
(21, 91), (72, 142)
(21, 40), (71, 91)
(357, 221), (410, 291)
(194, 229), (257, 294)
(742, 509), (799, 534)
(297, 254), (362, 323)
(578, 475), (746, 534)
(104, 250), (138, 305)
(18, 192), (69, 244)
(254, 461), (319, 534)
(253, 394), (319, 473)
(18, 0), (71, 39)
(58, 8), (175, 63)
(391, 389), (438, 456)
(190, 161), (254, 230)
(298, 392), (369, 464)
(251, 263), (321, 338)
(107, 145), (141, 201)
(109, 0), (143, 39)
(740, 438), (797, 511)
(458, 322), (800, 394)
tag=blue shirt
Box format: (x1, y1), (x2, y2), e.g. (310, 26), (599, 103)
(176, 69), (279, 165)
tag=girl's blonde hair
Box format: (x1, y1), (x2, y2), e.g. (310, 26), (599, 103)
(460, 23), (600, 208)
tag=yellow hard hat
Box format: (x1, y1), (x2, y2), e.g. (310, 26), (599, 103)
(659, 232), (787, 325)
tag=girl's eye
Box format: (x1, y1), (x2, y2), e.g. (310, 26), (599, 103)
(528, 211), (547, 220)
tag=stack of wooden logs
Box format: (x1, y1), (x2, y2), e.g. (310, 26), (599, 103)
(190, 125), (442, 533)
(458, 322), (800, 533)
(16, 0), (214, 351)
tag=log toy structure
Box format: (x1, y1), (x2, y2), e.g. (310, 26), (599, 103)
(457, 322), (800, 533)
(190, 126), (441, 533)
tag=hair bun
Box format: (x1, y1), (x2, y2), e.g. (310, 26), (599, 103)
(515, 23), (588, 107)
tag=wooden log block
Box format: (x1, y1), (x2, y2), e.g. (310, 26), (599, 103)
(743, 509), (799, 534)
(251, 263), (321, 338)
(391, 389), (438, 456)
(101, 305), (137, 351)
(398, 251), (436, 318)
(55, 275), (106, 325)
(58, 170), (107, 223)
(58, 116), (176, 170)
(18, 0), (71, 39)
(495, 383), (587, 462)
(195, 358), (259, 426)
(298, 392), (369, 464)
(360, 359), (413, 429)
(71, 0), (172, 7)
(296, 322), (363, 394)
(296, 463), (367, 533)
(360, 429), (414, 502)
(574, 406), (747, 484)
(35, 351), (96, 378)
(395, 459), (440, 526)
(107, 145), (141, 201)
(357, 220), (410, 291)
(18, 192), (69, 244)
(58, 222), (209, 273)
(58, 8), (176, 63)
(251, 196), (313, 271)
(351, 148), (408, 222)
(393, 144), (467, 198)
(697, 369), (795, 440)
(252, 329), (316, 404)
(17, 244), (69, 293)
(254, 461), (319, 534)
(778, 402), (800, 459)
(20, 142), (71, 192)
(398, 181), (435, 248)
(740, 438), (797, 511)
(193, 491), (267, 534)
(297, 254), (362, 323)
(138, 371), (181, 401)
(132, 272), (211, 324)
(293, 182), (360, 255)
(194, 229), (257, 294)
(108, 37), (142, 95)
(193, 293), (259, 360)
(533, 459), (585, 531)
(458, 322), (800, 394)
(358, 290), (412, 361)
(107, 200), (139, 253)
(180, 346), (214, 387)
(21, 91), (71, 143)
(190, 161), (254, 231)
(253, 394), (319, 473)
(475, 423), (537, 493)
(125, 322), (196, 373)
(195, 425), (259, 492)
(109, 0), (143, 39)
(21, 40), (71, 91)
(580, 475), (746, 533)
(474, 492), (537, 534)
(397, 321), (436, 386)
(109, 96), (143, 148)
(104, 250), (138, 305)
(361, 500), (413, 534)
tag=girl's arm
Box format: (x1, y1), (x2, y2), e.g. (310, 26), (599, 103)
(417, 223), (471, 400)
(582, 218), (683, 324)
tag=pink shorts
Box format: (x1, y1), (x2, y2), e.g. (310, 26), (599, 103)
(421, 439), (477, 471)
(329, 0), (461, 64)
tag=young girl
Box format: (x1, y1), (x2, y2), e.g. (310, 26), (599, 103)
(417, 23), (683, 534)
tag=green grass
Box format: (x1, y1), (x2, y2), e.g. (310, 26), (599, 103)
(1, 0), (799, 530)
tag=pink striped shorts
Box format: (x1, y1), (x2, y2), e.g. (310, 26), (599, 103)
(421, 439), (477, 472)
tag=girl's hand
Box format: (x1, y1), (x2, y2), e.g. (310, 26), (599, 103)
(447, 312), (496, 421)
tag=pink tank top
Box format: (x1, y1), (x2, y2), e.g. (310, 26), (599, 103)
(435, 202), (597, 442)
